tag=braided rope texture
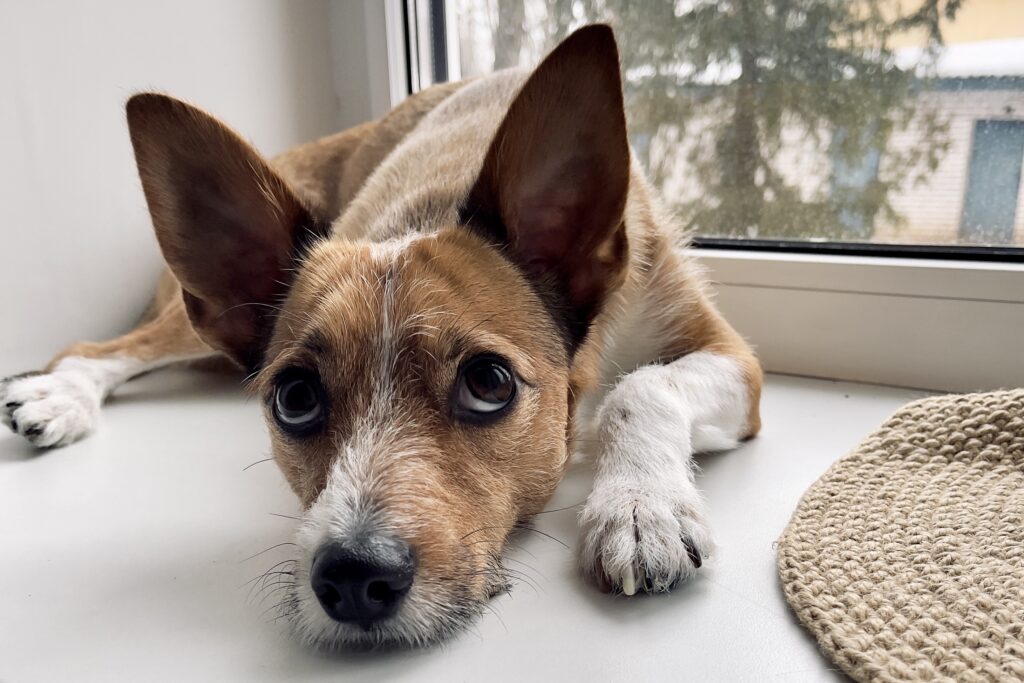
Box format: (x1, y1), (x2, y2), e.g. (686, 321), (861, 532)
(777, 389), (1024, 682)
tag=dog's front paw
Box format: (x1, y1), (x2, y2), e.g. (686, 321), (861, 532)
(578, 485), (712, 595)
(1, 370), (101, 448)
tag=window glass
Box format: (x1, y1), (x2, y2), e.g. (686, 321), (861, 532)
(447, 0), (1024, 248)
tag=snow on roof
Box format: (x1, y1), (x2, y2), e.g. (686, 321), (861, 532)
(898, 38), (1024, 77)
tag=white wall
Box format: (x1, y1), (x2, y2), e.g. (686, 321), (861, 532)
(0, 0), (345, 376)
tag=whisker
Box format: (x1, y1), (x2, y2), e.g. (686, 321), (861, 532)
(243, 563), (296, 599)
(242, 559), (298, 594)
(533, 500), (586, 514)
(260, 597), (298, 620)
(503, 555), (546, 578)
(239, 569), (295, 589)
(462, 537), (505, 548)
(460, 525), (508, 541)
(241, 542), (297, 563)
(460, 534), (541, 560)
(503, 571), (542, 596)
(272, 613), (299, 624)
(511, 525), (570, 549)
(482, 603), (509, 633)
(451, 564), (543, 596)
(254, 580), (294, 605)
(245, 564), (296, 602)
(242, 457), (274, 471)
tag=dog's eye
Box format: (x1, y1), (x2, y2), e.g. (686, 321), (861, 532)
(273, 369), (324, 434)
(456, 356), (516, 416)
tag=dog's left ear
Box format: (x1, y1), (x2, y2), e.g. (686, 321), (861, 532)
(466, 24), (630, 346)
(126, 94), (323, 371)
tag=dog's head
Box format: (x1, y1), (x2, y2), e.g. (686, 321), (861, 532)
(126, 25), (629, 648)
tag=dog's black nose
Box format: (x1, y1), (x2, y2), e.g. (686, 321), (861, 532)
(310, 535), (415, 627)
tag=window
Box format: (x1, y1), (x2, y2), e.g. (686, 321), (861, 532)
(388, 0), (1024, 394)
(412, 0), (1024, 254)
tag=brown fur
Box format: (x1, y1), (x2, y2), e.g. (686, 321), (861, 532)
(46, 276), (206, 372)
(31, 25), (762, 641)
(256, 230), (571, 597)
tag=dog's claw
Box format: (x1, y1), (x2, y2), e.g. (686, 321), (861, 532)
(580, 487), (713, 596)
(684, 538), (703, 568)
(621, 566), (638, 596)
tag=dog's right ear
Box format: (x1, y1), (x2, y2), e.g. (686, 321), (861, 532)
(126, 94), (322, 371)
(464, 24), (630, 350)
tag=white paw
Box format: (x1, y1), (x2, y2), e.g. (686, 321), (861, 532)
(1, 369), (102, 448)
(578, 484), (712, 595)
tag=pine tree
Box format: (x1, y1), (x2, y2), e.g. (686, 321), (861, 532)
(484, 0), (963, 240)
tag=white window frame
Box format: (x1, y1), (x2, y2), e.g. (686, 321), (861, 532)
(698, 251), (1024, 392)
(367, 1), (1024, 393)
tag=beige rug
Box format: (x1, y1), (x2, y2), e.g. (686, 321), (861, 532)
(777, 389), (1024, 682)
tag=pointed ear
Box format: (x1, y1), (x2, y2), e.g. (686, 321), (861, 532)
(465, 24), (630, 347)
(126, 94), (324, 370)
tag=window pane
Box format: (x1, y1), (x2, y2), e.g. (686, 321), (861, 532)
(448, 0), (1024, 248)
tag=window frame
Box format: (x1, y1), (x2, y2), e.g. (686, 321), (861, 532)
(693, 238), (1024, 264)
(378, 0), (1024, 393)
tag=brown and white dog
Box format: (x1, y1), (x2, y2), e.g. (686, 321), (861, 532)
(0, 26), (761, 648)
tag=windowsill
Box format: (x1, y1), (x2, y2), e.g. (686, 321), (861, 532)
(0, 367), (928, 680)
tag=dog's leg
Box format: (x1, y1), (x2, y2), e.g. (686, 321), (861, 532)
(578, 281), (762, 594)
(1, 272), (212, 447)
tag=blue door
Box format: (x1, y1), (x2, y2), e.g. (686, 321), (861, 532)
(960, 120), (1024, 245)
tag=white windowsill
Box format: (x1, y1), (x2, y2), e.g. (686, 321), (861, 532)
(0, 367), (927, 681)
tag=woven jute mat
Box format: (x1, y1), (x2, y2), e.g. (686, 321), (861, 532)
(777, 389), (1024, 682)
